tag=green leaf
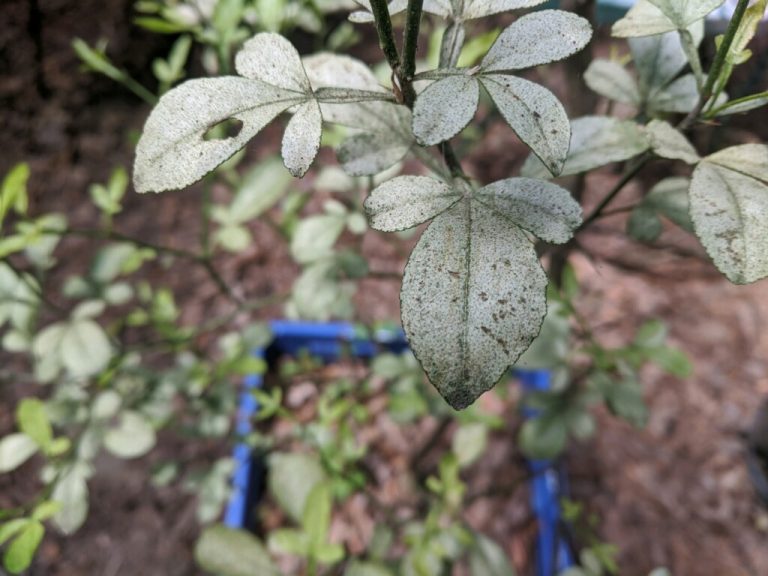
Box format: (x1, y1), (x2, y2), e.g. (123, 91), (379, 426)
(645, 120), (699, 164)
(413, 75), (479, 146)
(302, 482), (333, 558)
(480, 10), (592, 72)
(583, 59), (640, 105)
(1, 163), (30, 229)
(0, 434), (38, 473)
(227, 157), (293, 223)
(215, 224), (252, 252)
(268, 452), (327, 523)
(345, 560), (395, 576)
(0, 520), (27, 547)
(17, 398), (52, 450)
(4, 520), (44, 574)
(195, 525), (281, 576)
(646, 346), (692, 377)
(452, 423), (488, 467)
(290, 214), (346, 263)
(469, 534), (516, 576)
(269, 528), (309, 556)
(60, 319), (112, 378)
(401, 200), (547, 409)
(480, 75), (571, 176)
(518, 414), (567, 459)
(31, 501), (62, 522)
(364, 176), (461, 232)
(475, 178), (582, 244)
(103, 411), (156, 459)
(634, 319), (668, 348)
(689, 144), (768, 284)
(51, 463), (89, 534)
(521, 116), (649, 179)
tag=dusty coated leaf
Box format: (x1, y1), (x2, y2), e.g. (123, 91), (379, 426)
(690, 145), (768, 284)
(481, 74), (570, 176)
(584, 59), (640, 104)
(401, 200), (547, 409)
(52, 464), (89, 534)
(461, 0), (547, 20)
(60, 319), (112, 378)
(0, 434), (37, 473)
(413, 75), (479, 145)
(648, 73), (698, 113)
(134, 78), (301, 192)
(646, 0), (725, 29)
(645, 119), (700, 163)
(521, 116), (649, 178)
(475, 178), (582, 244)
(104, 411), (156, 459)
(281, 99), (322, 177)
(364, 176), (461, 231)
(481, 10), (592, 72)
(613, 0), (677, 36)
(644, 176), (692, 230)
(337, 131), (411, 176)
(235, 33), (310, 93)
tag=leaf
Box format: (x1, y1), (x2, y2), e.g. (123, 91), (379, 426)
(345, 561), (395, 576)
(51, 463), (89, 534)
(715, 92), (768, 116)
(413, 75), (479, 146)
(269, 528), (309, 556)
(302, 483), (333, 557)
(337, 131), (411, 176)
(195, 525), (280, 576)
(17, 399), (52, 450)
(461, 0), (548, 20)
(689, 144), (768, 284)
(480, 10), (592, 72)
(613, 0), (677, 37)
(235, 33), (310, 93)
(521, 116), (649, 179)
(629, 31), (688, 100)
(281, 99), (322, 177)
(31, 500), (62, 522)
(646, 0), (725, 29)
(267, 452), (327, 522)
(364, 176), (461, 232)
(469, 534), (516, 576)
(290, 214), (346, 263)
(475, 178), (582, 244)
(480, 74), (570, 176)
(60, 319), (112, 378)
(401, 200), (547, 409)
(627, 205), (663, 243)
(583, 59), (640, 104)
(104, 411), (156, 458)
(1, 163), (29, 229)
(644, 120), (699, 164)
(227, 157), (293, 223)
(4, 520), (44, 575)
(648, 73), (698, 113)
(134, 77), (301, 192)
(518, 414), (567, 459)
(452, 423), (488, 467)
(646, 346), (692, 377)
(0, 434), (38, 473)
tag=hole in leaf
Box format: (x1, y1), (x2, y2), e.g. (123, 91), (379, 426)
(203, 118), (244, 141)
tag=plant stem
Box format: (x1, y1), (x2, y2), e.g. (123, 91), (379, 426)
(369, 0), (401, 76)
(400, 0), (424, 106)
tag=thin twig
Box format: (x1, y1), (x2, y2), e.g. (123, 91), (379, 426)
(400, 0), (424, 107)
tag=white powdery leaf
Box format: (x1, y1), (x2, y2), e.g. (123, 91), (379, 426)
(364, 176), (461, 231)
(521, 116), (649, 178)
(481, 10), (592, 72)
(690, 152), (768, 284)
(462, 0), (548, 20)
(648, 73), (698, 113)
(647, 0), (725, 29)
(629, 31), (689, 100)
(613, 0), (676, 37)
(645, 119), (700, 164)
(584, 59), (640, 105)
(717, 94), (768, 116)
(481, 74), (570, 176)
(235, 33), (310, 93)
(476, 178), (582, 244)
(401, 200), (547, 409)
(337, 131), (411, 176)
(707, 143), (768, 183)
(134, 78), (301, 192)
(413, 75), (479, 146)
(281, 99), (322, 177)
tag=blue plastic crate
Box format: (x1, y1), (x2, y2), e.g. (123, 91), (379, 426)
(226, 321), (573, 575)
